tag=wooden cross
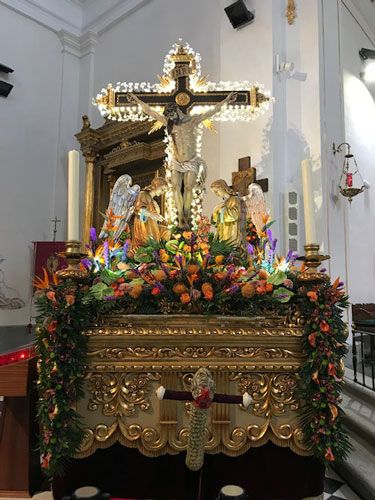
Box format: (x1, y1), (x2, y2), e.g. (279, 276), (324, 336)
(232, 156), (269, 196)
(101, 44), (266, 115)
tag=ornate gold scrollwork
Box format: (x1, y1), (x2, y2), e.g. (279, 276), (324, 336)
(78, 314), (309, 459)
(88, 346), (305, 361)
(86, 372), (161, 417)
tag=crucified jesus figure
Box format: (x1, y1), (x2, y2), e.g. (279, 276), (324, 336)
(128, 92), (236, 228)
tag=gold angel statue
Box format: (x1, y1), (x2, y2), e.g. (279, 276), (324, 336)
(131, 177), (170, 250)
(211, 179), (267, 247)
(210, 180), (242, 246)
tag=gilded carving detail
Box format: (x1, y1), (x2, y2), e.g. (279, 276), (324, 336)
(87, 372), (161, 417)
(88, 346), (305, 361)
(77, 313), (309, 459)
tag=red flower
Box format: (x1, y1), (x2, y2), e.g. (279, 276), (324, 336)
(47, 320), (57, 333)
(307, 291), (318, 302)
(41, 452), (52, 469)
(328, 363), (337, 377)
(324, 447), (335, 462)
(193, 387), (213, 409)
(151, 287), (161, 295)
(308, 332), (317, 347)
(320, 321), (331, 333)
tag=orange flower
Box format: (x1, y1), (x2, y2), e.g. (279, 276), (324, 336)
(324, 447), (335, 462)
(187, 274), (199, 286)
(320, 321), (331, 333)
(308, 332), (317, 347)
(215, 255), (225, 265)
(329, 404), (338, 422)
(241, 282), (255, 298)
(46, 291), (56, 302)
(33, 267), (59, 289)
(160, 253), (169, 263)
(214, 272), (227, 281)
(332, 277), (340, 289)
(307, 291), (318, 302)
(256, 280), (266, 295)
(183, 245), (191, 253)
(129, 284), (142, 299)
(47, 320), (57, 333)
(65, 294), (75, 306)
(182, 231), (192, 239)
(153, 270), (167, 281)
(173, 283), (187, 295)
(180, 292), (191, 304)
(311, 370), (319, 383)
(202, 282), (213, 300)
(258, 269), (269, 280)
(265, 283), (273, 293)
(151, 287), (161, 295)
(187, 264), (200, 275)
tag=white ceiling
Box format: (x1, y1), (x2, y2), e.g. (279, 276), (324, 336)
(348, 0), (375, 43)
(2, 0), (151, 36)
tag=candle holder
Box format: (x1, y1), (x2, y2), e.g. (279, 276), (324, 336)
(56, 240), (88, 281)
(297, 243), (330, 283)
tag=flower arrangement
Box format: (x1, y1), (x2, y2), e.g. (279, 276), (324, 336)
(34, 216), (350, 476)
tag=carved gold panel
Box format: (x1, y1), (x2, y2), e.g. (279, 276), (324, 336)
(77, 313), (310, 459)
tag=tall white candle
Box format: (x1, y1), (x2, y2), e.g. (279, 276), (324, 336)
(301, 159), (317, 244)
(68, 150), (80, 241)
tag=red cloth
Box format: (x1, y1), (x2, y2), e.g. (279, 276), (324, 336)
(33, 241), (66, 287)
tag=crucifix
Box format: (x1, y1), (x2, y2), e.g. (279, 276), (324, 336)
(50, 216), (61, 242)
(232, 156), (269, 196)
(94, 41), (271, 229)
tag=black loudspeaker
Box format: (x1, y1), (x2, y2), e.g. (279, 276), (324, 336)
(0, 81), (13, 97)
(224, 0), (254, 29)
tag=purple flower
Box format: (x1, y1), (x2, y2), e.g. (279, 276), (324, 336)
(247, 244), (254, 255)
(89, 227), (97, 243)
(122, 241), (129, 261)
(81, 258), (92, 270)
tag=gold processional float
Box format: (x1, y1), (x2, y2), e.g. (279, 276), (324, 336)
(50, 42), (334, 471)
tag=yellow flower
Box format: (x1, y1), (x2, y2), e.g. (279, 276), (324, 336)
(215, 255), (225, 265)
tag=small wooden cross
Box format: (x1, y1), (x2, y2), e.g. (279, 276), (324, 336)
(232, 156), (269, 196)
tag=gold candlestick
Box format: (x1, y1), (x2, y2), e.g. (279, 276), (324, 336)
(57, 240), (88, 281)
(297, 243), (330, 283)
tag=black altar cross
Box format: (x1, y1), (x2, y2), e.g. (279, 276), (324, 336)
(232, 156), (269, 196)
(107, 45), (267, 115)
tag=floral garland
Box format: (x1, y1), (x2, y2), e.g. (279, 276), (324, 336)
(34, 219), (350, 475)
(35, 272), (92, 475)
(298, 279), (351, 464)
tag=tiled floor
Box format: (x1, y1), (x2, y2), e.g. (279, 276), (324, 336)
(324, 467), (362, 500)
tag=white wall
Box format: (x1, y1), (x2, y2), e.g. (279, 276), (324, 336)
(340, 3), (375, 304)
(0, 5), (80, 326)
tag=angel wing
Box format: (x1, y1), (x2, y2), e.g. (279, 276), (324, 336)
(100, 174), (140, 240)
(242, 183), (267, 234)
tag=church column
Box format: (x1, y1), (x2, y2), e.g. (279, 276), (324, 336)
(78, 32), (98, 122)
(55, 31), (81, 241)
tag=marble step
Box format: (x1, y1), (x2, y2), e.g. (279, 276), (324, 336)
(334, 432), (375, 500)
(333, 374), (375, 499)
(342, 374), (375, 450)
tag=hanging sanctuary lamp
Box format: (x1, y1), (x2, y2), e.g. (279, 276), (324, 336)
(333, 142), (367, 203)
